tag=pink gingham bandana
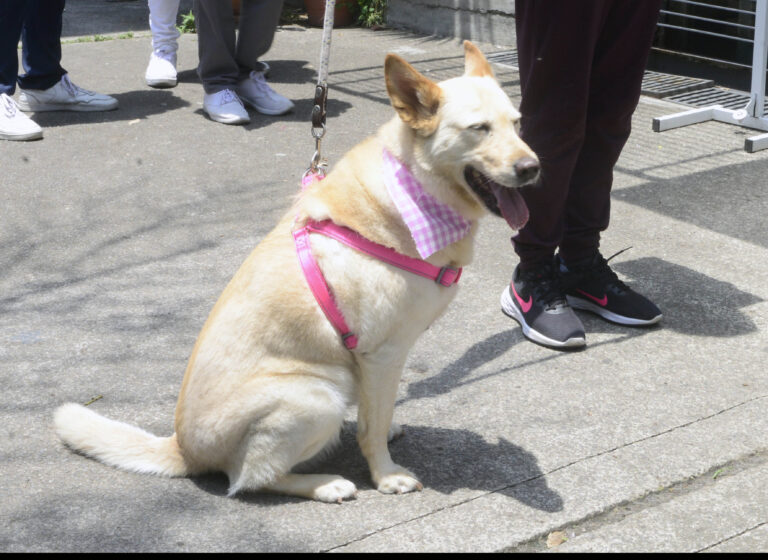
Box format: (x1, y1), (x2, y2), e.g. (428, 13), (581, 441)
(382, 148), (471, 259)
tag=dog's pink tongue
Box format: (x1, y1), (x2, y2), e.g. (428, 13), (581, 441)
(491, 183), (529, 230)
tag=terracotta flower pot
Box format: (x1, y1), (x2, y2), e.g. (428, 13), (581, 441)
(304, 0), (356, 27)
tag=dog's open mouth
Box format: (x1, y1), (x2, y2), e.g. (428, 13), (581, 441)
(464, 166), (529, 230)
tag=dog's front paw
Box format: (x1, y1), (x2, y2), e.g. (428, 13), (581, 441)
(377, 470), (423, 495)
(313, 479), (358, 503)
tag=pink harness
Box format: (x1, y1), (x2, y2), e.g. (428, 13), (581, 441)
(293, 219), (462, 350)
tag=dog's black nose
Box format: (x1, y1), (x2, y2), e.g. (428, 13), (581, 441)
(514, 156), (540, 184)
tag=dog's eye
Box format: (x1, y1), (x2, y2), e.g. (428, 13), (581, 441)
(469, 123), (491, 133)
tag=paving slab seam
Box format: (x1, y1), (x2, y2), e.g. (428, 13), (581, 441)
(503, 448), (768, 552)
(529, 392), (768, 489)
(699, 520), (768, 553)
(324, 395), (768, 552)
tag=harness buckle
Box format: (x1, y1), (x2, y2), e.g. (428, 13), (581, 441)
(435, 266), (461, 286)
(341, 332), (358, 349)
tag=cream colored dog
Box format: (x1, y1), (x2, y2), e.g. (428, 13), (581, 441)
(54, 42), (539, 503)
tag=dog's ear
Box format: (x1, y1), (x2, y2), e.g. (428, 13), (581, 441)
(463, 40), (495, 79)
(385, 54), (442, 135)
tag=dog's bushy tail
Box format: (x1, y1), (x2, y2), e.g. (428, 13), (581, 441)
(53, 403), (189, 477)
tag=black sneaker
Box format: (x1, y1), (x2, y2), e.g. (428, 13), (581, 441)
(501, 259), (586, 349)
(559, 251), (662, 326)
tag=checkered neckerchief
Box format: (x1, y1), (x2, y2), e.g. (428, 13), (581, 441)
(382, 148), (471, 259)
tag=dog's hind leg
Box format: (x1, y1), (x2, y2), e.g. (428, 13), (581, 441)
(223, 376), (356, 502)
(356, 355), (422, 495)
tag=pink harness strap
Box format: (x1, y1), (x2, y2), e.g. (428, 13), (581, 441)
(293, 219), (462, 350)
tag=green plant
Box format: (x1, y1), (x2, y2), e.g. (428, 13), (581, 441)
(281, 5), (303, 25)
(61, 33), (134, 45)
(177, 10), (196, 33)
(355, 0), (386, 28)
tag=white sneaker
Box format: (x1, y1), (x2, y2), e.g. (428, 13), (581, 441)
(235, 70), (294, 116)
(202, 89), (250, 124)
(0, 93), (43, 141)
(145, 51), (177, 88)
(17, 74), (118, 112)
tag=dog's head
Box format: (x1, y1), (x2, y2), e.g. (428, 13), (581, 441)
(384, 41), (537, 230)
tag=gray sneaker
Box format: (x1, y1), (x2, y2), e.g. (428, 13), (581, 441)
(202, 89), (250, 125)
(235, 70), (294, 116)
(501, 260), (586, 349)
(18, 74), (118, 112)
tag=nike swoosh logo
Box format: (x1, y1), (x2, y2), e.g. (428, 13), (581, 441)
(576, 289), (608, 306)
(512, 284), (533, 313)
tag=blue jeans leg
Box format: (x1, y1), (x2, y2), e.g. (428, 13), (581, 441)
(0, 0), (26, 95)
(18, 0), (67, 92)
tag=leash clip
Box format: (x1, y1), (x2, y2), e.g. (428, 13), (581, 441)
(302, 150), (327, 189)
(305, 134), (328, 182)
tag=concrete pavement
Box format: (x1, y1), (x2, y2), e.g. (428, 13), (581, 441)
(1, 0), (767, 552)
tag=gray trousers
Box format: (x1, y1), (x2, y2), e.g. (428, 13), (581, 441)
(193, 0), (283, 93)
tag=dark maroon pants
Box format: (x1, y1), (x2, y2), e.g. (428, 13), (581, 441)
(512, 0), (662, 269)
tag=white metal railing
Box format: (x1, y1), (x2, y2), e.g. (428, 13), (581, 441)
(653, 0), (768, 152)
(655, 0), (755, 67)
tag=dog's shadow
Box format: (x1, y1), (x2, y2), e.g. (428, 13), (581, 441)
(190, 422), (563, 512)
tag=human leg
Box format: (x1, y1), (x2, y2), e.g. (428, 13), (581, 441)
(0, 2), (44, 140)
(556, 1), (663, 326)
(233, 0), (293, 115)
(17, 0), (66, 92)
(146, 0), (181, 87)
(0, 0), (26, 96)
(558, 0), (663, 264)
(235, 0), (283, 75)
(512, 0), (612, 269)
(503, 0), (613, 347)
(193, 0), (249, 123)
(149, 0), (181, 54)
(194, 0), (239, 93)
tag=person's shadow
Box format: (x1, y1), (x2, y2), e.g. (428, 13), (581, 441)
(28, 88), (191, 128)
(30, 60), (348, 128)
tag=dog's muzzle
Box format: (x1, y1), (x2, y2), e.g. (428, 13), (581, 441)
(464, 164), (532, 231)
